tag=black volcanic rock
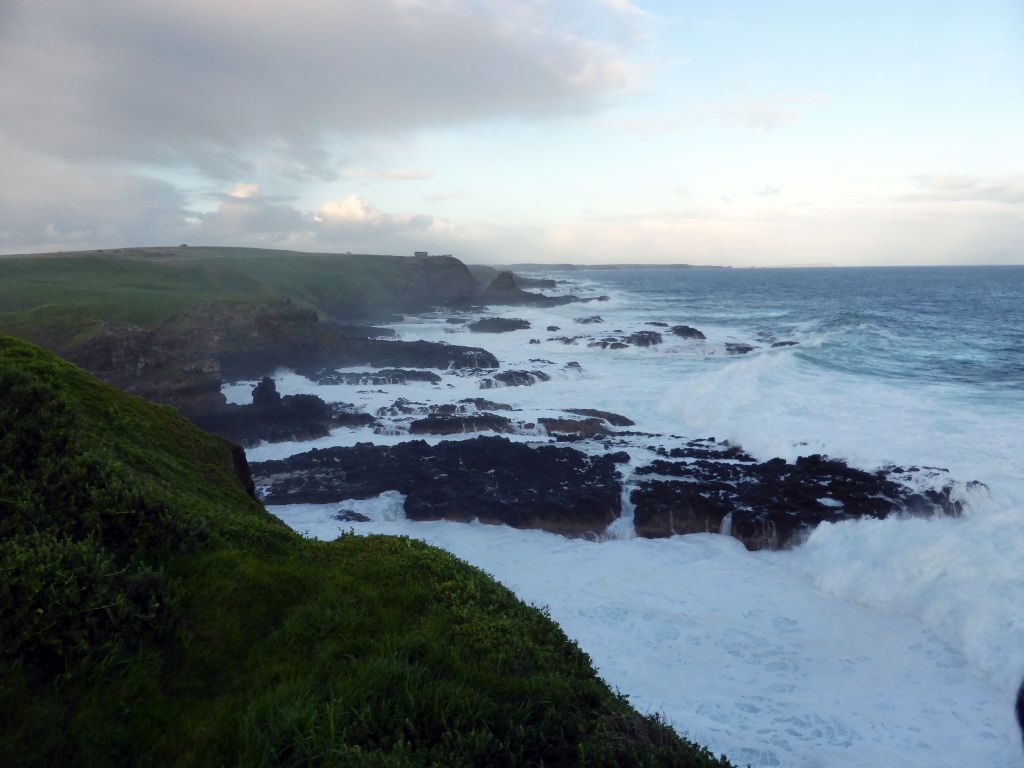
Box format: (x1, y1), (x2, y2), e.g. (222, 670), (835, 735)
(327, 339), (498, 370)
(251, 376), (281, 408)
(539, 417), (608, 438)
(564, 408), (635, 427)
(333, 324), (397, 338)
(334, 510), (372, 523)
(630, 451), (964, 550)
(409, 414), (514, 435)
(307, 368), (443, 386)
(480, 370), (551, 388)
(546, 325), (561, 332)
(192, 376), (374, 447)
(468, 317), (531, 333)
(574, 316), (604, 324)
(251, 436), (623, 537)
(671, 325), (706, 340)
(514, 276), (558, 289)
(459, 397), (515, 411)
(725, 343), (756, 355)
(626, 331), (663, 347)
(480, 272), (577, 307)
(772, 341), (799, 348)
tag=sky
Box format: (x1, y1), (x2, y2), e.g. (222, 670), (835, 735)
(1, 0), (1022, 266)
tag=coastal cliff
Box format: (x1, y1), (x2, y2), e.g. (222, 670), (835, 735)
(0, 334), (732, 767)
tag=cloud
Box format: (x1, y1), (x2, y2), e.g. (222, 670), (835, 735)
(347, 169), (434, 181)
(902, 174), (1024, 204)
(0, 148), (191, 253)
(315, 196), (382, 225)
(712, 95), (829, 132)
(228, 183), (262, 199)
(596, 0), (653, 20)
(536, 199), (1024, 266)
(0, 0), (631, 178)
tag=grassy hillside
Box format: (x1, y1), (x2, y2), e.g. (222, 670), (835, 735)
(0, 335), (733, 768)
(0, 247), (476, 353)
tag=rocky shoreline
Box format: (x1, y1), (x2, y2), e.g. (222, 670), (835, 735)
(229, 268), (974, 551)
(17, 253), (974, 551)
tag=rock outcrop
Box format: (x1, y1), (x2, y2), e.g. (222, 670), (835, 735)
(408, 414), (514, 435)
(671, 325), (706, 340)
(192, 377), (375, 447)
(479, 370), (551, 388)
(480, 272), (577, 307)
(468, 317), (531, 333)
(630, 442), (965, 550)
(564, 408), (635, 427)
(252, 436), (623, 537)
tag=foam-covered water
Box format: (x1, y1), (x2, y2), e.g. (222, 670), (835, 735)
(231, 265), (1024, 766)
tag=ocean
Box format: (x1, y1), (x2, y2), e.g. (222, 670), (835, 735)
(227, 265), (1024, 767)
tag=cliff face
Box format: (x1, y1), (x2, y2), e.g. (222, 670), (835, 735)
(0, 334), (731, 768)
(68, 299), (498, 417)
(0, 249), (491, 417)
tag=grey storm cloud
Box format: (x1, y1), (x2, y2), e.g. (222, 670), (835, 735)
(0, 149), (191, 252)
(0, 0), (629, 178)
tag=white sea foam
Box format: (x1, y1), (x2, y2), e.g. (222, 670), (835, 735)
(234, 267), (1024, 766)
(267, 501), (1023, 767)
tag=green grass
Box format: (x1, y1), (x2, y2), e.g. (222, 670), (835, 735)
(0, 336), (733, 768)
(0, 247), (472, 353)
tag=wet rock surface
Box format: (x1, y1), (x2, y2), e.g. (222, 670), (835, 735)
(304, 368), (443, 386)
(479, 370), (551, 388)
(671, 325), (706, 340)
(630, 440), (964, 550)
(468, 317), (531, 333)
(626, 331), (663, 347)
(725, 343), (756, 355)
(252, 436), (623, 537)
(194, 377), (375, 447)
(409, 413), (514, 435)
(480, 271), (577, 307)
(538, 417), (609, 438)
(564, 408), (636, 427)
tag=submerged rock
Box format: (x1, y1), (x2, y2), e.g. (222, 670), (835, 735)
(771, 341), (799, 348)
(725, 343), (756, 355)
(334, 510), (371, 523)
(252, 436), (623, 537)
(307, 368), (443, 386)
(670, 325), (706, 340)
(626, 331), (663, 347)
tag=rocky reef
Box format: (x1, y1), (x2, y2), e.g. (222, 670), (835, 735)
(253, 436), (622, 538)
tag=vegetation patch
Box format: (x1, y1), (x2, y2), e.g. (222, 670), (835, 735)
(0, 336), (732, 767)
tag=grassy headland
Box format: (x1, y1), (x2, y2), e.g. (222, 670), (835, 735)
(0, 335), (733, 767)
(0, 246), (478, 353)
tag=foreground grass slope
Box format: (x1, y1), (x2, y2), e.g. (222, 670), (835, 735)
(0, 336), (732, 767)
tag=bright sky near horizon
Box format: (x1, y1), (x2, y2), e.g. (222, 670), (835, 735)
(1, 0), (1021, 265)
